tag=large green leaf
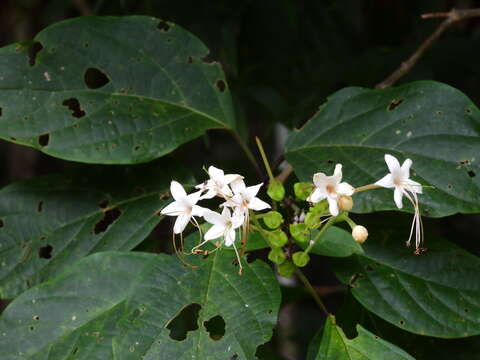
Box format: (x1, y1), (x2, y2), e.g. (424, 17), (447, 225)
(0, 250), (280, 360)
(285, 81), (480, 217)
(0, 161), (192, 298)
(307, 316), (414, 360)
(333, 234), (480, 338)
(0, 16), (234, 164)
(297, 226), (364, 257)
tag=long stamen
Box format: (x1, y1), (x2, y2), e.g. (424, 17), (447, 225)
(401, 187), (424, 251)
(232, 239), (244, 275)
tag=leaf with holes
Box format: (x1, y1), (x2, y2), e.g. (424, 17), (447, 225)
(0, 160), (192, 298)
(285, 81), (480, 217)
(296, 226), (364, 257)
(0, 16), (235, 164)
(0, 250), (280, 360)
(307, 316), (414, 360)
(333, 234), (480, 338)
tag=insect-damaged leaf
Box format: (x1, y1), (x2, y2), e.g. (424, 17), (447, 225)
(307, 316), (414, 360)
(285, 81), (480, 217)
(0, 16), (235, 164)
(0, 250), (280, 360)
(0, 160), (192, 298)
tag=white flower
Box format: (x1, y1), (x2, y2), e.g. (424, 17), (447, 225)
(203, 207), (244, 246)
(195, 166), (243, 199)
(307, 164), (354, 216)
(375, 154), (423, 250)
(160, 181), (207, 234)
(222, 179), (271, 213)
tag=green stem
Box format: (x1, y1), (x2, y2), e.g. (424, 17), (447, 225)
(231, 131), (262, 177)
(305, 217), (336, 253)
(255, 136), (275, 182)
(354, 184), (381, 193)
(295, 267), (330, 315)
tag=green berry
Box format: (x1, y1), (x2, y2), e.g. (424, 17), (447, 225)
(267, 180), (285, 201)
(262, 211), (284, 229)
(294, 182), (313, 200)
(267, 230), (288, 247)
(292, 251), (310, 267)
(277, 260), (296, 278)
(289, 223), (309, 242)
(268, 248), (286, 265)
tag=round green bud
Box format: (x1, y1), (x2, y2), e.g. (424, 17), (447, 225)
(277, 260), (296, 278)
(292, 251), (310, 267)
(262, 211), (284, 229)
(304, 212), (320, 229)
(289, 223), (309, 243)
(309, 201), (328, 215)
(294, 182), (313, 201)
(267, 230), (288, 247)
(267, 180), (285, 201)
(268, 247), (286, 265)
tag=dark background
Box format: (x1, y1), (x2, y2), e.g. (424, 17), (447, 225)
(1, 0), (480, 359)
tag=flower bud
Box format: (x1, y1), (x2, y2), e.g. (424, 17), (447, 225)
(267, 230), (288, 247)
(263, 211), (283, 229)
(294, 182), (313, 200)
(338, 195), (353, 211)
(292, 251), (310, 267)
(267, 180), (285, 201)
(277, 260), (296, 278)
(352, 225), (368, 244)
(268, 248), (286, 265)
(289, 223), (309, 243)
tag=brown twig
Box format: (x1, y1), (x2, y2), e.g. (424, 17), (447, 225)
(276, 164), (293, 183)
(376, 8), (480, 89)
(73, 0), (94, 16)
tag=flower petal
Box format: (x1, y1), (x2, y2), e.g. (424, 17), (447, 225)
(394, 187), (404, 209)
(191, 205), (208, 217)
(404, 179), (423, 194)
(231, 212), (245, 228)
(224, 227), (236, 246)
(204, 210), (226, 226)
(384, 154), (401, 174)
(312, 172), (328, 188)
(327, 197), (339, 216)
(208, 166), (224, 181)
(223, 174), (243, 184)
(400, 158), (413, 179)
(307, 188), (326, 203)
(186, 190), (203, 205)
(245, 183), (263, 199)
(204, 224), (225, 241)
(248, 197), (271, 211)
(337, 182), (354, 196)
(333, 164), (343, 183)
(160, 201), (185, 216)
(231, 179), (246, 194)
(375, 173), (395, 188)
(170, 181), (187, 201)
(173, 213), (191, 234)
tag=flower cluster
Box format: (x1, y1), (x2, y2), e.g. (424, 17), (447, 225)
(160, 166), (270, 265)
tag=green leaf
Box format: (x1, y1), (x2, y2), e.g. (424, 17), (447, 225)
(333, 235), (480, 338)
(285, 81), (480, 217)
(0, 250), (280, 360)
(0, 161), (192, 298)
(297, 226), (364, 258)
(0, 16), (234, 164)
(307, 316), (414, 360)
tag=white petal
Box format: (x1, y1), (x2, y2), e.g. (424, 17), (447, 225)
(170, 181), (187, 201)
(307, 188), (326, 203)
(394, 187), (404, 209)
(231, 179), (246, 194)
(337, 182), (354, 196)
(384, 154), (401, 173)
(231, 212), (245, 229)
(208, 166), (224, 181)
(199, 189), (216, 200)
(218, 184), (233, 197)
(327, 197), (339, 216)
(400, 158), (413, 179)
(204, 210), (226, 226)
(375, 174), (395, 188)
(313, 173), (328, 188)
(404, 179), (423, 194)
(191, 205), (207, 217)
(333, 164), (343, 183)
(173, 213), (191, 234)
(186, 190), (202, 205)
(224, 228), (236, 246)
(223, 174), (243, 184)
(248, 197), (271, 211)
(160, 201), (186, 216)
(245, 183), (263, 199)
(204, 224), (225, 240)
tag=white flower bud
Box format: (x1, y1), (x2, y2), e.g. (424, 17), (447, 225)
(352, 225), (368, 244)
(338, 195), (353, 211)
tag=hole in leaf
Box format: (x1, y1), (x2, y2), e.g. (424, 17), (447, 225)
(72, 347), (79, 355)
(365, 265), (374, 271)
(158, 20), (171, 32)
(231, 355), (238, 360)
(98, 199), (109, 209)
(10, 137), (16, 141)
(37, 201), (43, 212)
(33, 315), (40, 321)
(94, 208), (122, 234)
(465, 308), (469, 313)
(38, 244), (53, 259)
(28, 42), (43, 66)
(0, 219), (4, 227)
(0, 107), (2, 116)
(436, 111), (443, 115)
(201, 53), (215, 64)
(84, 42), (89, 48)
(399, 320), (405, 325)
(38, 134), (49, 147)
(134, 145), (140, 151)
(63, 98), (86, 118)
(204, 315), (226, 340)
(29, 326), (35, 331)
(387, 98), (403, 111)
(215, 79), (226, 92)
(187, 56), (193, 64)
(326, 160), (333, 164)
(468, 170), (476, 178)
(167, 303), (201, 341)
(84, 68), (109, 89)
(465, 108), (472, 114)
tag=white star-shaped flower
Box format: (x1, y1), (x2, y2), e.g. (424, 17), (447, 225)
(160, 181), (207, 234)
(375, 154), (423, 250)
(307, 164), (354, 216)
(195, 166), (243, 199)
(203, 207), (244, 246)
(375, 154), (422, 208)
(222, 179), (271, 213)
